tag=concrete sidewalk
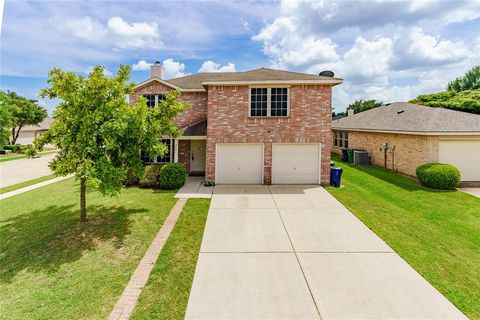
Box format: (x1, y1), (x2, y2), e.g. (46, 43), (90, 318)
(0, 153), (56, 187)
(185, 185), (466, 319)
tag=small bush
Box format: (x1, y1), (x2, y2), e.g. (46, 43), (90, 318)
(416, 163), (460, 190)
(3, 144), (21, 152)
(123, 169), (140, 187)
(24, 145), (37, 158)
(139, 165), (163, 188)
(159, 163), (187, 189)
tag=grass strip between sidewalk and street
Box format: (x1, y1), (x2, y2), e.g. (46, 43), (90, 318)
(0, 174), (58, 194)
(0, 149), (58, 163)
(131, 198), (211, 320)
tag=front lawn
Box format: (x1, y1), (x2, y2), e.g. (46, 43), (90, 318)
(326, 154), (480, 319)
(132, 198), (210, 319)
(0, 178), (177, 319)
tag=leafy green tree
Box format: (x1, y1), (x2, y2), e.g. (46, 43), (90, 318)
(0, 90), (47, 144)
(410, 90), (480, 114)
(0, 92), (14, 144)
(448, 66), (480, 92)
(38, 65), (188, 222)
(347, 99), (383, 114)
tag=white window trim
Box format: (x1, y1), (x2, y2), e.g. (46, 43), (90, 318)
(249, 87), (290, 117)
(157, 139), (173, 163)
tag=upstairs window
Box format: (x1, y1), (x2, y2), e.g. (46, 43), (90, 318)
(143, 94), (166, 107)
(144, 94), (156, 107)
(250, 88), (289, 117)
(271, 88), (288, 116)
(250, 88), (268, 116)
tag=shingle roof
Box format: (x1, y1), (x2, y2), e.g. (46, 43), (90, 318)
(21, 117), (53, 131)
(332, 102), (480, 134)
(166, 67), (342, 89)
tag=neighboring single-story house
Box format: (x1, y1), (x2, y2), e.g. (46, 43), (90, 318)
(130, 62), (343, 185)
(15, 117), (53, 145)
(332, 102), (480, 182)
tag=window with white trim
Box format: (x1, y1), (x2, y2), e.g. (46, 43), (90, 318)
(250, 87), (289, 117)
(333, 131), (348, 148)
(143, 94), (166, 107)
(140, 139), (173, 163)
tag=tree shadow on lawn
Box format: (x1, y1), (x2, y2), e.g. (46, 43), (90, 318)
(0, 203), (148, 283)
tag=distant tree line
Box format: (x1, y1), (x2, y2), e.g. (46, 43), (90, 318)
(410, 66), (480, 114)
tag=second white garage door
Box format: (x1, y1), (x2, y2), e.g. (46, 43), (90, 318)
(216, 144), (263, 184)
(272, 144), (320, 184)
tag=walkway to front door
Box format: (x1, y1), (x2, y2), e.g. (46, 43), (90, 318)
(185, 185), (466, 319)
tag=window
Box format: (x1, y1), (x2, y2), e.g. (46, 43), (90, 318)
(250, 88), (268, 116)
(271, 88), (288, 116)
(144, 94), (156, 107)
(143, 94), (166, 107)
(140, 139), (173, 163)
(333, 131), (349, 148)
(250, 87), (289, 117)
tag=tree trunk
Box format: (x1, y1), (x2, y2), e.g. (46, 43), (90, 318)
(80, 177), (87, 222)
(11, 126), (22, 145)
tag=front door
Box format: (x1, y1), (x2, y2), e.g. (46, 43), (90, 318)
(190, 140), (206, 174)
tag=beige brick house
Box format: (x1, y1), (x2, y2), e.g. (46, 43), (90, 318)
(130, 62), (342, 185)
(332, 102), (480, 182)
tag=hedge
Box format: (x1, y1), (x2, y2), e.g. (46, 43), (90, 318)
(159, 163), (187, 189)
(416, 163), (460, 190)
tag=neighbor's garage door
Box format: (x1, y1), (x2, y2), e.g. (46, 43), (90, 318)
(216, 144), (263, 184)
(272, 144), (320, 184)
(439, 140), (480, 181)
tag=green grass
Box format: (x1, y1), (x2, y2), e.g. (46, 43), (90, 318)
(0, 174), (58, 194)
(131, 198), (210, 320)
(0, 178), (177, 319)
(0, 149), (58, 163)
(326, 154), (480, 319)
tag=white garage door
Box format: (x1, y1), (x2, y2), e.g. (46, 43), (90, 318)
(272, 144), (320, 184)
(216, 144), (263, 184)
(439, 140), (480, 181)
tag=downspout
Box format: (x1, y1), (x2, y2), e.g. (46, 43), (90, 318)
(391, 145), (396, 171)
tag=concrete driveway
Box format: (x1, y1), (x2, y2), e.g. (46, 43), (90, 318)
(185, 185), (466, 319)
(0, 153), (56, 187)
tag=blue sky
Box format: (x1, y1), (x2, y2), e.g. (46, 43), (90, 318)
(1, 0), (479, 114)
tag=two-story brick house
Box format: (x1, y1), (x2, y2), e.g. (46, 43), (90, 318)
(130, 62), (342, 185)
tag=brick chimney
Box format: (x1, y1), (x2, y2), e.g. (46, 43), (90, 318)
(150, 61), (164, 79)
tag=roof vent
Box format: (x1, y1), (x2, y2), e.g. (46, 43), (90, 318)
(319, 70), (334, 77)
(397, 110), (405, 114)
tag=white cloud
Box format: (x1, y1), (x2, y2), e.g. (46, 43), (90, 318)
(198, 60), (236, 72)
(67, 16), (162, 49)
(132, 60), (152, 71)
(253, 17), (338, 70)
(253, 0), (480, 111)
(391, 27), (471, 69)
(162, 58), (188, 79)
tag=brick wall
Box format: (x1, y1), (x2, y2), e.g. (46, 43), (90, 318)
(347, 131), (439, 176)
(130, 82), (207, 129)
(206, 85), (333, 184)
(177, 140), (191, 171)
